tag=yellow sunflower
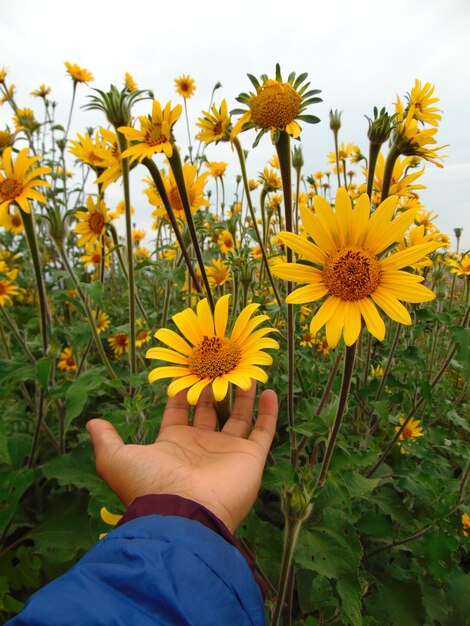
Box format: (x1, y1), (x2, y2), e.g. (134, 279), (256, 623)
(31, 84), (51, 98)
(217, 229), (235, 254)
(0, 147), (51, 214)
(0, 277), (22, 306)
(0, 208), (23, 234)
(108, 332), (129, 357)
(231, 64), (321, 146)
(395, 416), (424, 454)
(205, 259), (232, 288)
(174, 75), (196, 99)
(13, 108), (39, 133)
(272, 188), (438, 348)
(196, 99), (231, 145)
(146, 294), (279, 405)
(371, 153), (426, 199)
(407, 79), (442, 127)
(446, 253), (470, 277)
(118, 100), (182, 162)
(93, 311), (111, 334)
(64, 62), (94, 84)
(206, 161), (228, 178)
(124, 72), (138, 92)
(462, 513), (470, 537)
(57, 347), (77, 372)
(146, 162), (209, 222)
(74, 195), (110, 247)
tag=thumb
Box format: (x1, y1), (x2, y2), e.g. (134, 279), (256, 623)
(86, 418), (124, 478)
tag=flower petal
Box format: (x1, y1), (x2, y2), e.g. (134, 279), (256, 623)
(167, 375), (201, 397)
(309, 296), (341, 335)
(148, 365), (190, 384)
(145, 347), (189, 364)
(212, 376), (229, 402)
(187, 378), (212, 405)
(154, 328), (193, 355)
(371, 288), (412, 324)
(277, 231), (326, 264)
(214, 294), (230, 336)
(358, 298), (386, 341)
(286, 283), (329, 304)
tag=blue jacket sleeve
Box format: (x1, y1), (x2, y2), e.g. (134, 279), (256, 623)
(7, 515), (266, 626)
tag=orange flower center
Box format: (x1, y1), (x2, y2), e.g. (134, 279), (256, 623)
(115, 333), (128, 347)
(250, 80), (301, 129)
(88, 212), (105, 234)
(323, 246), (381, 301)
(212, 121), (223, 136)
(401, 428), (412, 440)
(188, 336), (242, 379)
(144, 127), (169, 147)
(11, 214), (22, 227)
(0, 282), (6, 296)
(168, 187), (184, 215)
(0, 178), (22, 201)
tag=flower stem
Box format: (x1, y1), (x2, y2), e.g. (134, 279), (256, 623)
(168, 146), (215, 311)
(366, 143), (381, 199)
(276, 131), (296, 459)
(20, 209), (50, 354)
(233, 137), (283, 309)
(316, 342), (357, 489)
(380, 145), (401, 202)
(116, 135), (137, 387)
(143, 157), (204, 297)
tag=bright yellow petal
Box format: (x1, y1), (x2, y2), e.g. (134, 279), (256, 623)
(145, 347), (189, 364)
(167, 374), (201, 397)
(334, 188), (353, 247)
(371, 288), (412, 324)
(309, 296), (341, 335)
(363, 196), (399, 250)
(380, 242), (439, 271)
(370, 209), (418, 255)
(241, 352), (273, 366)
(236, 365), (268, 383)
(272, 263), (324, 284)
(212, 376), (229, 402)
(358, 298), (386, 341)
(197, 298), (214, 337)
(148, 365), (190, 384)
(154, 328), (193, 355)
(187, 378), (211, 405)
(214, 294), (230, 336)
(172, 309), (204, 346)
(231, 303), (260, 342)
(300, 204), (337, 254)
(377, 281), (435, 303)
(342, 301), (362, 346)
(277, 231), (326, 264)
(286, 283), (329, 304)
(100, 507), (123, 526)
(325, 305), (344, 348)
(313, 195), (341, 250)
(235, 315), (270, 346)
(349, 193), (370, 246)
(226, 371), (252, 391)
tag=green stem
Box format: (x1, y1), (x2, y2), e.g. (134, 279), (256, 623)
(316, 342), (357, 489)
(233, 137), (283, 309)
(271, 515), (304, 626)
(366, 143), (382, 199)
(143, 158), (204, 299)
(53, 239), (126, 394)
(380, 145), (401, 202)
(168, 146), (215, 311)
(375, 323), (401, 400)
(183, 99), (193, 164)
(0, 306), (35, 363)
(117, 134), (137, 386)
(20, 209), (50, 354)
(333, 130), (341, 189)
(276, 131), (296, 461)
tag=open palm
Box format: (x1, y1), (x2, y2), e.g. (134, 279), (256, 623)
(87, 383), (278, 532)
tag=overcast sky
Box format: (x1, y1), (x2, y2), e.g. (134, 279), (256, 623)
(2, 0), (470, 250)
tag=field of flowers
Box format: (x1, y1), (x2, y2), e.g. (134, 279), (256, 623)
(0, 62), (469, 625)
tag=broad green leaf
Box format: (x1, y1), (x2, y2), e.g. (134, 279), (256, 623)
(34, 357), (52, 389)
(0, 420), (11, 465)
(65, 366), (106, 425)
(80, 280), (104, 309)
(0, 468), (36, 529)
(422, 529), (456, 584)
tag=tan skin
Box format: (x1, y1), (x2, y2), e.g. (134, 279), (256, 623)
(87, 382), (278, 534)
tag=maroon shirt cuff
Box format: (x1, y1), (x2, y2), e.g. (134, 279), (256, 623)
(117, 494), (268, 598)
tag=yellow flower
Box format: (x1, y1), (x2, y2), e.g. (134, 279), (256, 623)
(124, 72), (138, 92)
(132, 228), (146, 242)
(74, 195), (110, 247)
(64, 62), (94, 84)
(196, 100), (231, 145)
(462, 512), (470, 537)
(205, 259), (232, 287)
(206, 161), (228, 178)
(31, 84), (51, 98)
(108, 332), (129, 357)
(68, 131), (107, 169)
(370, 364), (384, 378)
(136, 329), (152, 347)
(118, 100), (182, 161)
(371, 153), (426, 199)
(80, 242), (110, 270)
(315, 335), (330, 356)
(0, 277), (22, 306)
(407, 79), (442, 127)
(0, 66), (8, 83)
(0, 147), (51, 214)
(395, 416), (424, 454)
(58, 347), (77, 372)
(231, 64), (321, 145)
(259, 167), (282, 191)
(272, 188), (438, 348)
(0, 208), (23, 234)
(0, 129), (14, 152)
(93, 311), (111, 334)
(13, 108), (38, 133)
(217, 229), (235, 254)
(146, 294), (279, 405)
(327, 142), (355, 164)
(299, 331), (314, 348)
(174, 75), (196, 99)
(446, 253), (470, 277)
(146, 162), (209, 222)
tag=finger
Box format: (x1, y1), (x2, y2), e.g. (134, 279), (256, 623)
(222, 380), (257, 438)
(248, 389), (278, 455)
(160, 386), (190, 429)
(193, 385), (217, 430)
(87, 419), (124, 479)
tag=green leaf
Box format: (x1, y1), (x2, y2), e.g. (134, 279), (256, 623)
(366, 578), (425, 626)
(0, 420), (11, 465)
(342, 471), (382, 499)
(0, 360), (35, 385)
(296, 510), (363, 626)
(0, 468), (36, 528)
(296, 114), (321, 124)
(40, 445), (103, 495)
(419, 580), (450, 624)
(65, 366), (106, 425)
(422, 529), (456, 584)
(34, 357), (52, 389)
(80, 280), (104, 309)
(451, 326), (470, 375)
(448, 573), (470, 625)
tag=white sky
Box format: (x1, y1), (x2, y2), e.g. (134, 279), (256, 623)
(2, 0), (470, 250)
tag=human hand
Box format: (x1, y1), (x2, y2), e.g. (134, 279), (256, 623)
(86, 382), (278, 533)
